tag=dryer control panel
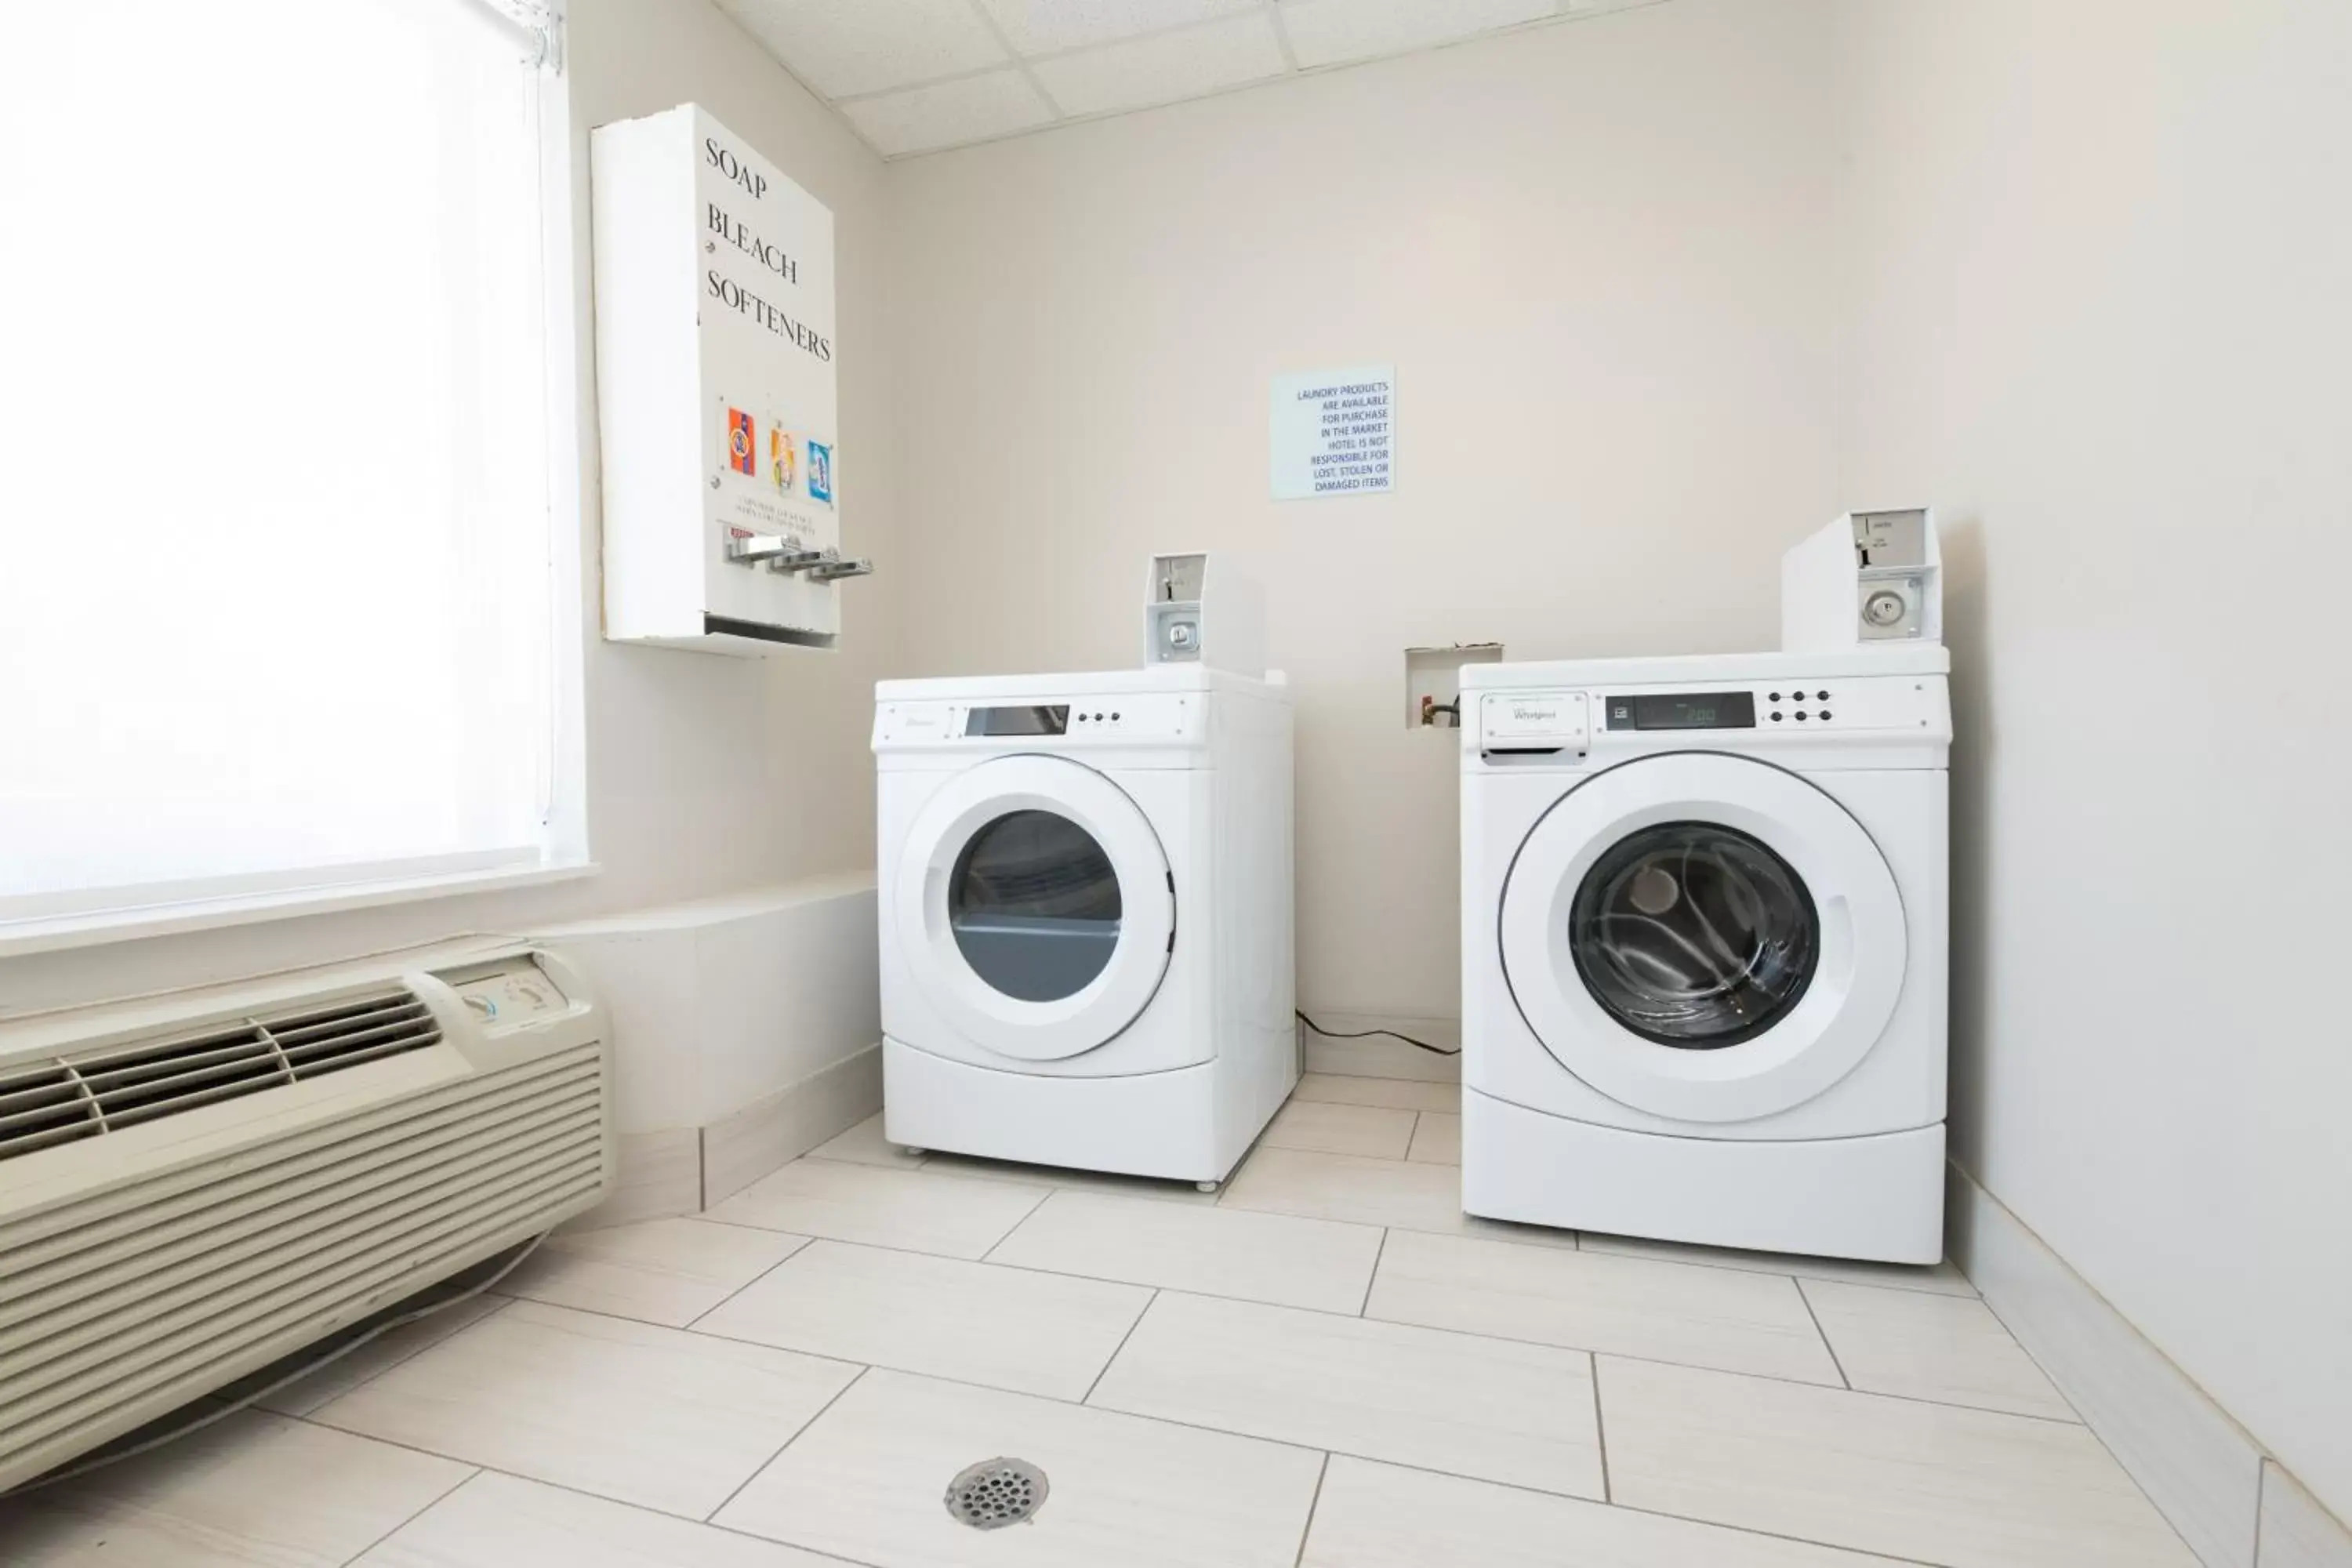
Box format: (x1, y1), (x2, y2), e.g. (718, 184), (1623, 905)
(875, 693), (1202, 749)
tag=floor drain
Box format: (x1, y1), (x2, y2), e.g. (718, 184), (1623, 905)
(945, 1457), (1049, 1530)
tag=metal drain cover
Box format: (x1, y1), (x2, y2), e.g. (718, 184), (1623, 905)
(945, 1457), (1049, 1530)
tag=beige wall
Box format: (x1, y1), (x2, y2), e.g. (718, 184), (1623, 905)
(0, 0), (895, 1015)
(884, 0), (1841, 1026)
(1831, 0), (2352, 1519)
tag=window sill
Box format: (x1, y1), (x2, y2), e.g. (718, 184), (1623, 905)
(0, 860), (600, 960)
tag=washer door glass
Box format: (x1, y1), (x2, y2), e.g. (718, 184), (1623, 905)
(949, 809), (1123, 1003)
(1570, 821), (1818, 1049)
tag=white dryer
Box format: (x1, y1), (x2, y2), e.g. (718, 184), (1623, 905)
(873, 667), (1294, 1186)
(1460, 649), (1950, 1262)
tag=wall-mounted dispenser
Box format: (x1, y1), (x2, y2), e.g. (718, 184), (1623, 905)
(1144, 552), (1266, 677)
(1781, 508), (1942, 651)
(591, 103), (872, 655)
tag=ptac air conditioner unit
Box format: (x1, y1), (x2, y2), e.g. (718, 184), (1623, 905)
(0, 942), (612, 1492)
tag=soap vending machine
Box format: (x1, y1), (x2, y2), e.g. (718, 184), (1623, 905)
(591, 103), (873, 655)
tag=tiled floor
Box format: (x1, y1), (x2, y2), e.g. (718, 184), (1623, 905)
(0, 1075), (2201, 1568)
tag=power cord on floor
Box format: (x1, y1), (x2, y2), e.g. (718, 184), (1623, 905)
(2, 1230), (552, 1498)
(1294, 1008), (1461, 1057)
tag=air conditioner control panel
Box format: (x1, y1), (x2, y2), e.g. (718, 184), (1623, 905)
(443, 957), (571, 1029)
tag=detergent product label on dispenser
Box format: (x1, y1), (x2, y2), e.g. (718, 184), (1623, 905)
(713, 396), (831, 550)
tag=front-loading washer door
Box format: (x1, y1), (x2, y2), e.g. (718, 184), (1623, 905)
(895, 754), (1175, 1062)
(1500, 753), (1907, 1123)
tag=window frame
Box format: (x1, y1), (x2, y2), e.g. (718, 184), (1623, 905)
(0, 0), (593, 959)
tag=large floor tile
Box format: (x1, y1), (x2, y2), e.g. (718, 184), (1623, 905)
(1221, 1145), (1575, 1247)
(706, 1158), (1047, 1259)
(0, 1410), (470, 1568)
(247, 1294), (510, 1417)
(1802, 1279), (2077, 1420)
(500, 1218), (811, 1328)
(916, 1149), (1221, 1205)
(987, 1190), (1383, 1312)
(1581, 1229), (1978, 1296)
(1289, 1073), (1460, 1113)
(1089, 1292), (1602, 1497)
(697, 1239), (1152, 1399)
(1299, 1455), (1909, 1567)
(314, 1299), (858, 1519)
(1406, 1111), (1461, 1164)
(354, 1471), (856, 1566)
(803, 1113), (928, 1170)
(1261, 1098), (1417, 1159)
(717, 1368), (1323, 1568)
(1368, 1229), (1842, 1384)
(1598, 1356), (2199, 1568)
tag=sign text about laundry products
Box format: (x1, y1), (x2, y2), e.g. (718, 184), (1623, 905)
(1270, 365), (1395, 500)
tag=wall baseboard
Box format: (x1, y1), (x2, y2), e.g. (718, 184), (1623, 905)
(2260, 1463), (2352, 1568)
(1948, 1165), (2350, 1567)
(1298, 1010), (1462, 1083)
(702, 1041), (883, 1206)
(568, 1041), (882, 1230)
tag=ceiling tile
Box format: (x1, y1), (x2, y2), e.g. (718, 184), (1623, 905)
(1030, 13), (1287, 118)
(977, 0), (1264, 56)
(839, 68), (1058, 156)
(1278, 0), (1559, 70)
(717, 0), (1010, 100)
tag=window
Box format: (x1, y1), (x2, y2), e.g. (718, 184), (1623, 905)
(0, 0), (581, 946)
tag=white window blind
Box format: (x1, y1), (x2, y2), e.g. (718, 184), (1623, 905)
(0, 0), (572, 931)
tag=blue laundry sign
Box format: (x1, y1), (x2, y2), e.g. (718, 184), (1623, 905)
(1270, 365), (1394, 500)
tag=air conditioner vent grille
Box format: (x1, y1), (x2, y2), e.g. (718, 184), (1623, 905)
(0, 989), (444, 1164)
(263, 991), (442, 1080)
(0, 1066), (99, 1160)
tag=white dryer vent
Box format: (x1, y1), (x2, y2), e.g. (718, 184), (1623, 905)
(0, 943), (612, 1493)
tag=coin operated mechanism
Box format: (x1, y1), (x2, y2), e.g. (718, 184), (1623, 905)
(724, 534), (876, 583)
(1143, 552), (1267, 678)
(1780, 508), (1943, 652)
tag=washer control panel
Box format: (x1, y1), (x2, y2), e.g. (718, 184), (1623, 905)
(1477, 676), (1945, 759)
(1479, 691), (1589, 749)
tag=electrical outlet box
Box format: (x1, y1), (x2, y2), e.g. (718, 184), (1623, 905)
(1406, 644), (1504, 728)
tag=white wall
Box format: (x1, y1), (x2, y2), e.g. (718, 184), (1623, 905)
(884, 0), (1841, 1027)
(0, 0), (894, 1020)
(1831, 0), (2352, 1519)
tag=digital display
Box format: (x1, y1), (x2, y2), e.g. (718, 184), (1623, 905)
(965, 704), (1070, 737)
(1604, 692), (1757, 731)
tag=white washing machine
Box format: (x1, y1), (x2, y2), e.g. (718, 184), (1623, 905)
(1460, 648), (1950, 1262)
(873, 667), (1295, 1187)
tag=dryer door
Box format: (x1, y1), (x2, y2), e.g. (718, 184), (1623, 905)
(1499, 753), (1907, 1123)
(894, 755), (1175, 1062)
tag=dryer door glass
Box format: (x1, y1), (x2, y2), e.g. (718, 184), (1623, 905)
(1570, 821), (1817, 1048)
(949, 809), (1125, 1003)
